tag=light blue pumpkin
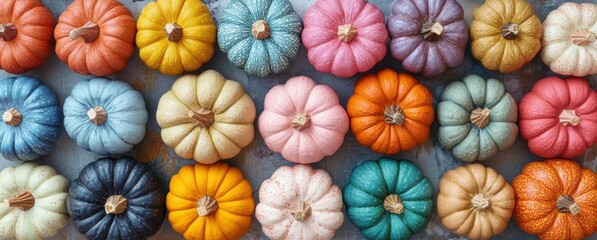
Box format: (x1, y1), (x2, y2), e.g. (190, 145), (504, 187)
(218, 0), (302, 77)
(63, 78), (148, 156)
(0, 76), (61, 161)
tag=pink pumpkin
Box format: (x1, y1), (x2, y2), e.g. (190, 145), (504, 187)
(302, 0), (388, 78)
(258, 76), (349, 164)
(519, 77), (597, 158)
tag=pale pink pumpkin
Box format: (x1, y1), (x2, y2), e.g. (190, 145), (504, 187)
(258, 76), (349, 164)
(302, 0), (388, 78)
(519, 77), (597, 158)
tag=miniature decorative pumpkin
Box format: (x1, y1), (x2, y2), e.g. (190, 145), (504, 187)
(258, 76), (349, 164)
(519, 77), (597, 158)
(541, 2), (597, 77)
(347, 69), (434, 155)
(437, 164), (515, 240)
(512, 158), (597, 240)
(0, 76), (61, 161)
(68, 157), (166, 240)
(437, 75), (518, 162)
(218, 0), (302, 77)
(54, 0), (135, 76)
(302, 0), (388, 77)
(256, 164), (344, 240)
(470, 0), (542, 73)
(167, 162), (254, 240)
(387, 0), (468, 77)
(136, 0), (216, 75)
(156, 70), (256, 164)
(343, 158), (433, 240)
(0, 0), (55, 74)
(63, 78), (148, 156)
(0, 162), (69, 240)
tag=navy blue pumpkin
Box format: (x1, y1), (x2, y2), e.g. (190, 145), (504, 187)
(68, 157), (166, 240)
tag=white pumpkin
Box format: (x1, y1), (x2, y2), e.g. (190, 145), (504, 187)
(541, 2), (597, 77)
(0, 162), (69, 240)
(256, 164), (344, 240)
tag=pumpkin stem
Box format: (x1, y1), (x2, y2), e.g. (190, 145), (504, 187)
(383, 194), (404, 214)
(471, 193), (491, 210)
(70, 21), (100, 43)
(559, 109), (580, 126)
(384, 104), (405, 125)
(3, 108), (22, 127)
(571, 29), (597, 46)
(87, 106), (108, 125)
(197, 195), (218, 217)
(290, 201), (312, 221)
(0, 23), (17, 41)
(501, 22), (519, 40)
(252, 20), (270, 40)
(164, 23), (183, 42)
(188, 108), (214, 128)
(557, 194), (581, 216)
(338, 24), (358, 43)
(422, 21), (443, 41)
(3, 191), (35, 211)
(105, 195), (128, 215)
(291, 114), (311, 131)
(470, 107), (491, 128)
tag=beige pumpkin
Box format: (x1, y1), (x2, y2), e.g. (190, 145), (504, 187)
(156, 70), (256, 164)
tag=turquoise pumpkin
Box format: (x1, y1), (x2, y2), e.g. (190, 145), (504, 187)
(343, 157), (433, 240)
(0, 76), (61, 161)
(63, 78), (148, 155)
(218, 0), (302, 77)
(437, 75), (518, 162)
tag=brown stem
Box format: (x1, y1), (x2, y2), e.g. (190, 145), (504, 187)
(557, 194), (580, 216)
(384, 104), (405, 125)
(422, 21), (443, 41)
(571, 29), (597, 46)
(3, 108), (22, 127)
(87, 106), (107, 125)
(164, 23), (183, 42)
(502, 22), (519, 40)
(252, 20), (270, 40)
(383, 194), (404, 214)
(291, 114), (311, 131)
(105, 195), (128, 214)
(70, 21), (100, 43)
(337, 24), (357, 43)
(470, 107), (491, 128)
(290, 201), (312, 221)
(0, 23), (17, 41)
(197, 195), (218, 217)
(559, 109), (580, 126)
(471, 193), (490, 210)
(188, 108), (214, 128)
(4, 191), (35, 211)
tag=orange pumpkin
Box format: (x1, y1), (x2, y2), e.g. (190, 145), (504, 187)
(347, 68), (434, 155)
(512, 159), (597, 240)
(54, 0), (135, 76)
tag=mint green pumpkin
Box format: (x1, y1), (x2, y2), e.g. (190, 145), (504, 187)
(343, 158), (433, 240)
(437, 75), (518, 162)
(217, 0), (302, 77)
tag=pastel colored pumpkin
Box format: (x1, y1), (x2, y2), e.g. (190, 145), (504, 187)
(347, 69), (434, 155)
(156, 70), (256, 164)
(542, 2), (597, 77)
(136, 0), (216, 75)
(387, 0), (468, 77)
(437, 164), (515, 240)
(519, 77), (597, 158)
(437, 75), (518, 162)
(54, 0), (135, 76)
(63, 78), (148, 155)
(68, 157), (166, 240)
(0, 162), (69, 240)
(0, 0), (55, 74)
(0, 76), (61, 161)
(302, 0), (388, 77)
(167, 162), (254, 240)
(470, 0), (542, 73)
(256, 164), (344, 240)
(343, 158), (433, 240)
(512, 158), (597, 240)
(218, 0), (302, 77)
(258, 76), (349, 164)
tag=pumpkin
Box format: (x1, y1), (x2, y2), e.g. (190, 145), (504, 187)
(167, 162), (254, 240)
(63, 78), (148, 156)
(0, 162), (69, 240)
(346, 69), (434, 155)
(343, 157), (433, 239)
(512, 158), (597, 240)
(437, 164), (515, 240)
(437, 75), (518, 162)
(136, 0), (216, 75)
(256, 164), (344, 240)
(0, 0), (55, 74)
(387, 0), (468, 77)
(54, 0), (135, 76)
(302, 0), (388, 78)
(519, 77), (597, 158)
(0, 76), (61, 161)
(541, 2), (597, 77)
(470, 0), (543, 73)
(156, 70), (256, 164)
(218, 0), (302, 77)
(68, 157), (166, 240)
(258, 76), (349, 164)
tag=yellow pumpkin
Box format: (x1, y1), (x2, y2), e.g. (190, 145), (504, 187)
(136, 0), (216, 75)
(167, 163), (255, 240)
